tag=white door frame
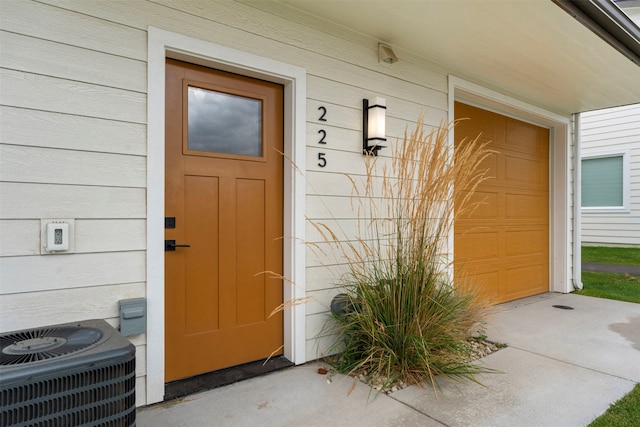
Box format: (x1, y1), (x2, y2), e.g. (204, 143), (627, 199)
(146, 27), (307, 405)
(448, 76), (573, 297)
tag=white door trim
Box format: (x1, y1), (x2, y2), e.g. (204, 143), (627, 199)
(147, 27), (307, 405)
(447, 76), (573, 298)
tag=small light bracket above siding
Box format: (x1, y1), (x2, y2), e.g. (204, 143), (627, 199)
(378, 43), (398, 64)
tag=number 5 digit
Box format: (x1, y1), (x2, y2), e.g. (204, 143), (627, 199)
(318, 152), (327, 168)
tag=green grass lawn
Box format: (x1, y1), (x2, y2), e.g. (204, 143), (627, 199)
(576, 245), (640, 304)
(574, 271), (640, 304)
(582, 246), (640, 265)
(578, 246), (640, 427)
(588, 383), (640, 427)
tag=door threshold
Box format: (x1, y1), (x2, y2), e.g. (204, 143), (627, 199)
(164, 356), (293, 401)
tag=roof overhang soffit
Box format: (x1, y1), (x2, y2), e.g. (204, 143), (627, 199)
(553, 0), (640, 65)
(275, 0), (640, 114)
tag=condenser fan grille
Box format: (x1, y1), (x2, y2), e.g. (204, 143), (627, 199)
(0, 327), (102, 366)
(0, 319), (136, 426)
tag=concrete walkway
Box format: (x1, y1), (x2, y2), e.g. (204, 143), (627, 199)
(137, 293), (640, 427)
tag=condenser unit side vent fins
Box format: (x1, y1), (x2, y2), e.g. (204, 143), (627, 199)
(0, 319), (136, 427)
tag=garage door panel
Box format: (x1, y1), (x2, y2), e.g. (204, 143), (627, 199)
(457, 110), (497, 136)
(479, 152), (499, 180)
(506, 193), (547, 220)
(455, 102), (549, 303)
(505, 155), (547, 186)
(455, 231), (498, 260)
(468, 271), (499, 300)
(505, 229), (547, 256)
(505, 263), (547, 296)
(456, 260), (499, 286)
(460, 190), (499, 219)
(506, 120), (548, 155)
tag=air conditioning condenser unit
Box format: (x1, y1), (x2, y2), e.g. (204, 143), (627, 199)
(1, 319), (136, 426)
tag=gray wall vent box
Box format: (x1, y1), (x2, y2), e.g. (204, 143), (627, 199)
(119, 298), (147, 336)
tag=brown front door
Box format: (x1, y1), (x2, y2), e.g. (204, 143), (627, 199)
(454, 102), (549, 303)
(165, 59), (284, 382)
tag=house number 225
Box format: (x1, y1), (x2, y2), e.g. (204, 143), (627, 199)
(318, 106), (327, 168)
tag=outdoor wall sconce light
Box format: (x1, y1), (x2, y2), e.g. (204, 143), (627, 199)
(363, 97), (387, 156)
(378, 43), (398, 64)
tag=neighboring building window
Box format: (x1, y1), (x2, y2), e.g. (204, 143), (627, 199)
(581, 152), (628, 210)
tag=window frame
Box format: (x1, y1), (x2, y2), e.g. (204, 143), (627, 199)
(183, 80), (268, 161)
(580, 149), (630, 213)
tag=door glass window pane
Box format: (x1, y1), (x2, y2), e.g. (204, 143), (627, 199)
(188, 86), (262, 157)
(581, 155), (623, 207)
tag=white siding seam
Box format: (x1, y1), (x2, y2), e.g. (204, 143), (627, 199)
(0, 181), (146, 190)
(0, 29), (148, 65)
(1, 66), (147, 95)
(24, 1), (147, 35)
(0, 105), (147, 129)
(0, 142), (147, 158)
(0, 104), (146, 126)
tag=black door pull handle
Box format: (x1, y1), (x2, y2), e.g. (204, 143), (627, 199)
(165, 240), (191, 251)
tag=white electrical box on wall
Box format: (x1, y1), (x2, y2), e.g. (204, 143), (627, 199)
(41, 219), (75, 254)
(47, 223), (69, 251)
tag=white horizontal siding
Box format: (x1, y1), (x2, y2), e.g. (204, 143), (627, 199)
(306, 333), (336, 362)
(1, 145), (145, 188)
(0, 251), (146, 294)
(580, 119), (640, 136)
(0, 183), (145, 219)
(581, 103), (639, 123)
(581, 133), (640, 145)
(0, 220), (38, 257)
(0, 107), (146, 155)
(305, 288), (343, 316)
(42, 0), (449, 93)
(305, 264), (351, 292)
(582, 216), (640, 225)
(0, 219), (146, 257)
(306, 218), (366, 244)
(305, 241), (362, 269)
(307, 75), (447, 116)
(0, 282), (145, 331)
(583, 227), (640, 236)
(0, 0), (147, 60)
(582, 236), (640, 246)
(0, 31), (147, 92)
(0, 0), (526, 407)
(0, 69), (146, 124)
(305, 312), (335, 360)
(74, 220), (147, 253)
(581, 103), (640, 247)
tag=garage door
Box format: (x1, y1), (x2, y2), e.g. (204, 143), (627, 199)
(454, 102), (549, 303)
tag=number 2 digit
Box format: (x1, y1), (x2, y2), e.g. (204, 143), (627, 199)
(318, 106), (327, 122)
(318, 129), (327, 144)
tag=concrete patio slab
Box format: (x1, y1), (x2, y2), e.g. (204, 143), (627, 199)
(137, 362), (443, 427)
(137, 293), (640, 426)
(390, 347), (635, 427)
(485, 293), (640, 382)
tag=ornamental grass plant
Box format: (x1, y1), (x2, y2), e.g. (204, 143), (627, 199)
(313, 117), (494, 393)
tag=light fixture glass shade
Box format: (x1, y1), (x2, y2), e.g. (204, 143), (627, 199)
(368, 97), (386, 140)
